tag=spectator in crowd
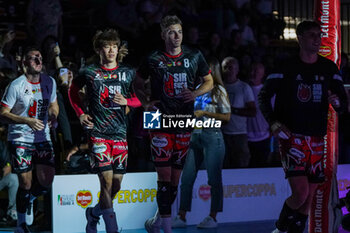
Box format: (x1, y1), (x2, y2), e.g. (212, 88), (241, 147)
(221, 56), (256, 168)
(229, 10), (256, 46)
(135, 15), (213, 233)
(0, 68), (18, 226)
(0, 130), (18, 225)
(105, 0), (140, 39)
(247, 62), (271, 167)
(203, 32), (226, 62)
(0, 47), (59, 233)
(0, 30), (17, 72)
(340, 52), (350, 84)
(259, 21), (348, 233)
(172, 57), (230, 229)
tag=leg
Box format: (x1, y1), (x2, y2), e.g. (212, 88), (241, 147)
(178, 134), (203, 219)
(6, 173), (19, 214)
(16, 171), (32, 227)
(203, 130), (225, 220)
(232, 134), (251, 168)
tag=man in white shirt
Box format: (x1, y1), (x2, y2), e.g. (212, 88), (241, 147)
(221, 56), (256, 168)
(0, 47), (59, 233)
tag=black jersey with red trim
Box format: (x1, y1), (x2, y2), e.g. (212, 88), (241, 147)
(259, 55), (347, 136)
(73, 63), (136, 140)
(138, 45), (210, 116)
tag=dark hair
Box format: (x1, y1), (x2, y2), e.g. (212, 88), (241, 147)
(92, 29), (121, 51)
(207, 57), (228, 104)
(296, 21), (320, 36)
(22, 46), (40, 62)
(92, 29), (128, 62)
(160, 15), (182, 32)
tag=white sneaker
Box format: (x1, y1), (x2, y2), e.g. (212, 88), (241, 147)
(172, 215), (186, 228)
(7, 209), (17, 221)
(271, 228), (286, 233)
(25, 202), (34, 226)
(197, 216), (218, 228)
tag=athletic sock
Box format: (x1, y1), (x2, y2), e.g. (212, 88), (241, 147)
(275, 201), (297, 231)
(102, 208), (118, 232)
(161, 216), (172, 233)
(92, 203), (102, 217)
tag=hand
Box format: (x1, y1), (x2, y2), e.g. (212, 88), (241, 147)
(79, 114), (94, 129)
(2, 165), (11, 178)
(48, 115), (58, 129)
(53, 44), (60, 57)
(26, 118), (45, 131)
(179, 88), (195, 103)
(3, 31), (15, 44)
(271, 121), (291, 140)
(194, 110), (206, 118)
(65, 145), (79, 162)
(145, 100), (160, 111)
(112, 92), (127, 105)
(328, 90), (340, 109)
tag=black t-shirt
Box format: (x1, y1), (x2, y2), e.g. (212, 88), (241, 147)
(73, 63), (136, 140)
(259, 55), (348, 136)
(138, 45), (210, 132)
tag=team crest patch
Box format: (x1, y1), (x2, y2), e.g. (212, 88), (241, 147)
(297, 84), (311, 102)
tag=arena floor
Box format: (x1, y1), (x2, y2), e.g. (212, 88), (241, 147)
(0, 220), (349, 233)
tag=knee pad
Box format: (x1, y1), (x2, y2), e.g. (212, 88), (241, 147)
(157, 181), (171, 216)
(16, 188), (30, 213)
(170, 185), (178, 204)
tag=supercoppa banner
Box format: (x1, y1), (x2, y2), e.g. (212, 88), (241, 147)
(310, 0), (342, 232)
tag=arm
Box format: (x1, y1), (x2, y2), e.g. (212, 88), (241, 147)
(68, 81), (94, 128)
(329, 74), (348, 113)
(48, 100), (59, 119)
(193, 74), (214, 98)
(180, 74), (214, 103)
(0, 106), (44, 131)
(231, 101), (256, 117)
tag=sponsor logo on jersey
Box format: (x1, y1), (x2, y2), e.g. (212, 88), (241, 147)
(76, 190), (92, 208)
(99, 85), (121, 109)
(92, 143), (107, 154)
(151, 136), (168, 147)
(31, 88), (41, 94)
(163, 72), (187, 98)
(297, 84), (312, 102)
(198, 185), (211, 201)
(28, 99), (37, 118)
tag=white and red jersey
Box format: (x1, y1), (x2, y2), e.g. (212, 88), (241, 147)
(1, 74), (57, 143)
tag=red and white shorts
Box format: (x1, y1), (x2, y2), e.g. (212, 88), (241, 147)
(279, 134), (325, 183)
(150, 132), (191, 169)
(89, 137), (128, 174)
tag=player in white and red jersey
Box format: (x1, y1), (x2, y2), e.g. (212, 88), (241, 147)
(0, 47), (59, 233)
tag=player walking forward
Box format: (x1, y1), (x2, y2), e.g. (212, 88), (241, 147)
(135, 15), (213, 233)
(0, 47), (59, 233)
(69, 29), (140, 233)
(259, 21), (348, 233)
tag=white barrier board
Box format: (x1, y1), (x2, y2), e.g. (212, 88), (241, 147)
(52, 165), (350, 232)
